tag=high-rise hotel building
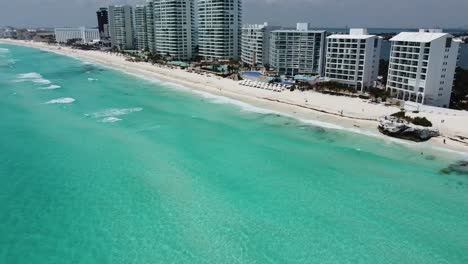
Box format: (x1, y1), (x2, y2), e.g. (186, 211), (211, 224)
(386, 29), (461, 107)
(134, 5), (148, 50)
(241, 22), (280, 68)
(325, 28), (382, 91)
(145, 0), (156, 53)
(109, 5), (134, 50)
(96, 8), (109, 40)
(154, 0), (195, 60)
(269, 23), (326, 76)
(132, 0), (157, 52)
(198, 0), (242, 61)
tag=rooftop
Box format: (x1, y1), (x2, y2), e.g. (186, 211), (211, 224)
(327, 34), (377, 40)
(390, 32), (450, 43)
(272, 29), (326, 34)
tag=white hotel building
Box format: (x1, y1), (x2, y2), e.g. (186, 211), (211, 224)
(241, 22), (280, 68)
(145, 0), (156, 53)
(387, 29), (461, 107)
(154, 0), (195, 60)
(325, 28), (382, 91)
(54, 27), (100, 43)
(109, 5), (134, 50)
(269, 23), (327, 76)
(134, 5), (148, 50)
(198, 0), (242, 61)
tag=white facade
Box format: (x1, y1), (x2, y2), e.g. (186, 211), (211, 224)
(269, 23), (327, 76)
(145, 0), (156, 53)
(109, 5), (134, 50)
(134, 5), (148, 50)
(154, 0), (195, 60)
(325, 28), (382, 90)
(54, 27), (100, 43)
(241, 22), (280, 68)
(198, 0), (242, 61)
(387, 29), (461, 108)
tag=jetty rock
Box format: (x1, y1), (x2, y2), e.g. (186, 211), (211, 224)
(378, 117), (440, 142)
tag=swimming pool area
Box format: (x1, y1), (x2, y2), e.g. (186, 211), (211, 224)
(242, 71), (264, 78)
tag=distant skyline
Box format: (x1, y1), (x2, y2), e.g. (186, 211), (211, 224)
(1, 0), (468, 29)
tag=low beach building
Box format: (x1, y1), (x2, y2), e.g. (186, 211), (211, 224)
(109, 5), (134, 50)
(386, 29), (461, 108)
(54, 27), (100, 44)
(269, 23), (327, 76)
(325, 28), (382, 91)
(241, 22), (280, 68)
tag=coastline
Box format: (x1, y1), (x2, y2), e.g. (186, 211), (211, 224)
(2, 39), (468, 155)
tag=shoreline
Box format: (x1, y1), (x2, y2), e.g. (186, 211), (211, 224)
(2, 39), (468, 156)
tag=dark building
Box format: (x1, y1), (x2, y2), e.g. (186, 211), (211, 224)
(96, 7), (109, 39)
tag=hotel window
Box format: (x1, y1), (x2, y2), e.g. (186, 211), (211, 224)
(445, 38), (452, 48)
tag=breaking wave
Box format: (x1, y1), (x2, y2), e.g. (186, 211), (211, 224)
(101, 117), (122, 123)
(16, 72), (52, 86)
(32, 79), (52, 85)
(88, 107), (143, 118)
(39, 85), (61, 90)
(17, 72), (42, 79)
(45, 98), (75, 104)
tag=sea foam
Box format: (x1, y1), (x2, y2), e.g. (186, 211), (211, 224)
(101, 117), (122, 123)
(16, 72), (52, 86)
(39, 85), (61, 90)
(33, 79), (52, 85)
(0, 48), (9, 53)
(45, 98), (75, 104)
(89, 107), (143, 118)
(17, 72), (42, 79)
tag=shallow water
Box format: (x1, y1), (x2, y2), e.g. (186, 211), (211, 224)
(1, 44), (468, 264)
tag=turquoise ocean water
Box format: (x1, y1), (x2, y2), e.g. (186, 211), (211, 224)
(1, 44), (468, 263)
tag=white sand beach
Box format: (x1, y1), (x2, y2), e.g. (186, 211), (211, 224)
(2, 39), (468, 154)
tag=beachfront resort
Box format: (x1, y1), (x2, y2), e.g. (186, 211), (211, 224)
(8, 1), (464, 107)
(1, 0), (468, 145)
(2, 1), (468, 263)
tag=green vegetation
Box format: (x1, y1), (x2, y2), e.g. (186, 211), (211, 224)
(412, 117), (433, 127)
(297, 81), (356, 94)
(368, 87), (391, 102)
(391, 111), (433, 127)
(450, 67), (468, 110)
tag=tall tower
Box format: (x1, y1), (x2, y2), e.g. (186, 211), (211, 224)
(197, 0), (242, 61)
(134, 5), (148, 50)
(145, 0), (156, 53)
(109, 5), (134, 50)
(96, 8), (109, 40)
(153, 0), (195, 60)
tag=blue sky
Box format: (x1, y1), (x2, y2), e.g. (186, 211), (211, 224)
(1, 0), (468, 29)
